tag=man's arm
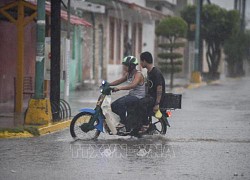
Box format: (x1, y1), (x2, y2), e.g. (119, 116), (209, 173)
(153, 85), (162, 112)
(155, 85), (163, 105)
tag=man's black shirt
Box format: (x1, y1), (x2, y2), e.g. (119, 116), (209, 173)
(147, 67), (165, 106)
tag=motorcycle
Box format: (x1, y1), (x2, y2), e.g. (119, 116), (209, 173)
(70, 80), (181, 140)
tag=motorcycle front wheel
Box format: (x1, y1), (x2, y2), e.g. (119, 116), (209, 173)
(70, 112), (101, 140)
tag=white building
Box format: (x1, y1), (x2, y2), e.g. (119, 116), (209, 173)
(69, 0), (171, 83)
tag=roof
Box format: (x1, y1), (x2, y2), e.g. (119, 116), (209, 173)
(0, 0), (92, 27)
(44, 2), (92, 27)
(127, 2), (167, 19)
(118, 0), (167, 19)
(85, 0), (167, 19)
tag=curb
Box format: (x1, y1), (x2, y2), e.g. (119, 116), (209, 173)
(0, 119), (72, 139)
(187, 82), (207, 89)
(38, 120), (71, 135)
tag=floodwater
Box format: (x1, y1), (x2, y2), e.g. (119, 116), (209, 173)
(1, 77), (250, 180)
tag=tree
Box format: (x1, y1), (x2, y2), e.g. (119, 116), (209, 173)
(180, 5), (196, 41)
(155, 17), (187, 89)
(224, 30), (250, 77)
(181, 4), (238, 79)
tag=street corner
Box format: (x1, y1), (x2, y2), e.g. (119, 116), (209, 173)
(0, 126), (38, 139)
(0, 119), (72, 139)
(0, 131), (33, 138)
(38, 119), (71, 135)
(206, 79), (221, 86)
(186, 81), (207, 89)
(171, 86), (185, 94)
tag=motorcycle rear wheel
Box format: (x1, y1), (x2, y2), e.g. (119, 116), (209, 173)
(148, 116), (167, 135)
(70, 112), (101, 140)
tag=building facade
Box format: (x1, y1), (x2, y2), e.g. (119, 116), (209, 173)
(0, 0), (179, 103)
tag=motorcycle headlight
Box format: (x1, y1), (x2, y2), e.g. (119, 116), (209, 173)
(102, 80), (106, 85)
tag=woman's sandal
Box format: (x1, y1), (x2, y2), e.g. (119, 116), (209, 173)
(116, 123), (125, 129)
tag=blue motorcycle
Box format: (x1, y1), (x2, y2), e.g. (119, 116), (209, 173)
(70, 81), (181, 140)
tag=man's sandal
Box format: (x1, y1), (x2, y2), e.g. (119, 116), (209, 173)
(138, 125), (149, 134)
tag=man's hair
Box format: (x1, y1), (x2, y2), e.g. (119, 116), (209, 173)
(140, 51), (153, 64)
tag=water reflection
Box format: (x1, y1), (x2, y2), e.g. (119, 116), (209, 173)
(69, 135), (177, 161)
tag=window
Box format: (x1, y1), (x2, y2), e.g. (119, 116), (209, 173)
(109, 17), (115, 64)
(116, 19), (122, 63)
(123, 21), (130, 57)
(132, 23), (136, 55)
(138, 23), (142, 55)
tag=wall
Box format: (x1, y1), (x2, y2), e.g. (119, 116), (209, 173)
(0, 21), (36, 103)
(142, 22), (156, 58)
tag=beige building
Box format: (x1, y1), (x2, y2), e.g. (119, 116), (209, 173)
(69, 0), (170, 83)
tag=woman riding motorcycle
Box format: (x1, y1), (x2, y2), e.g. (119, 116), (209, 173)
(109, 56), (145, 133)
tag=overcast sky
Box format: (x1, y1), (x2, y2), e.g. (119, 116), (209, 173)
(210, 0), (234, 10)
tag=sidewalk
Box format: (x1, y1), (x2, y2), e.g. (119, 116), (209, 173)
(0, 98), (29, 128)
(0, 78), (207, 138)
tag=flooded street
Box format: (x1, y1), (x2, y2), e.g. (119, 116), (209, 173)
(1, 77), (250, 180)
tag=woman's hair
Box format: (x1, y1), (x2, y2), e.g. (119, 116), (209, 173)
(140, 51), (153, 64)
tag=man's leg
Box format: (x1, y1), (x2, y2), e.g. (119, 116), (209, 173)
(138, 96), (154, 126)
(125, 95), (139, 131)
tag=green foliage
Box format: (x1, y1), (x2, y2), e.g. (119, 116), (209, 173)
(180, 5), (196, 40)
(181, 4), (241, 78)
(158, 42), (185, 49)
(226, 10), (241, 32)
(155, 16), (187, 39)
(180, 5), (196, 24)
(155, 16), (187, 89)
(158, 52), (183, 60)
(24, 126), (40, 136)
(182, 4), (239, 43)
(158, 63), (182, 74)
(158, 60), (183, 74)
(165, 60), (183, 65)
(224, 30), (250, 76)
(247, 30), (250, 61)
(224, 32), (246, 63)
(0, 126), (40, 136)
(201, 5), (239, 44)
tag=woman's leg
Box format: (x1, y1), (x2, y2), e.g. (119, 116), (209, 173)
(111, 96), (127, 124)
(111, 95), (138, 126)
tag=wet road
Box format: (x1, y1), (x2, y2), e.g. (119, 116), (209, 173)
(1, 77), (250, 180)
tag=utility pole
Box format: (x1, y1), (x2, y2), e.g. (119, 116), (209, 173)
(34, 0), (45, 99)
(192, 0), (202, 83)
(194, 0), (201, 72)
(241, 0), (246, 31)
(199, 0), (203, 72)
(234, 0), (238, 9)
(234, 0), (246, 76)
(50, 0), (61, 120)
(25, 0), (52, 125)
(64, 0), (71, 100)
